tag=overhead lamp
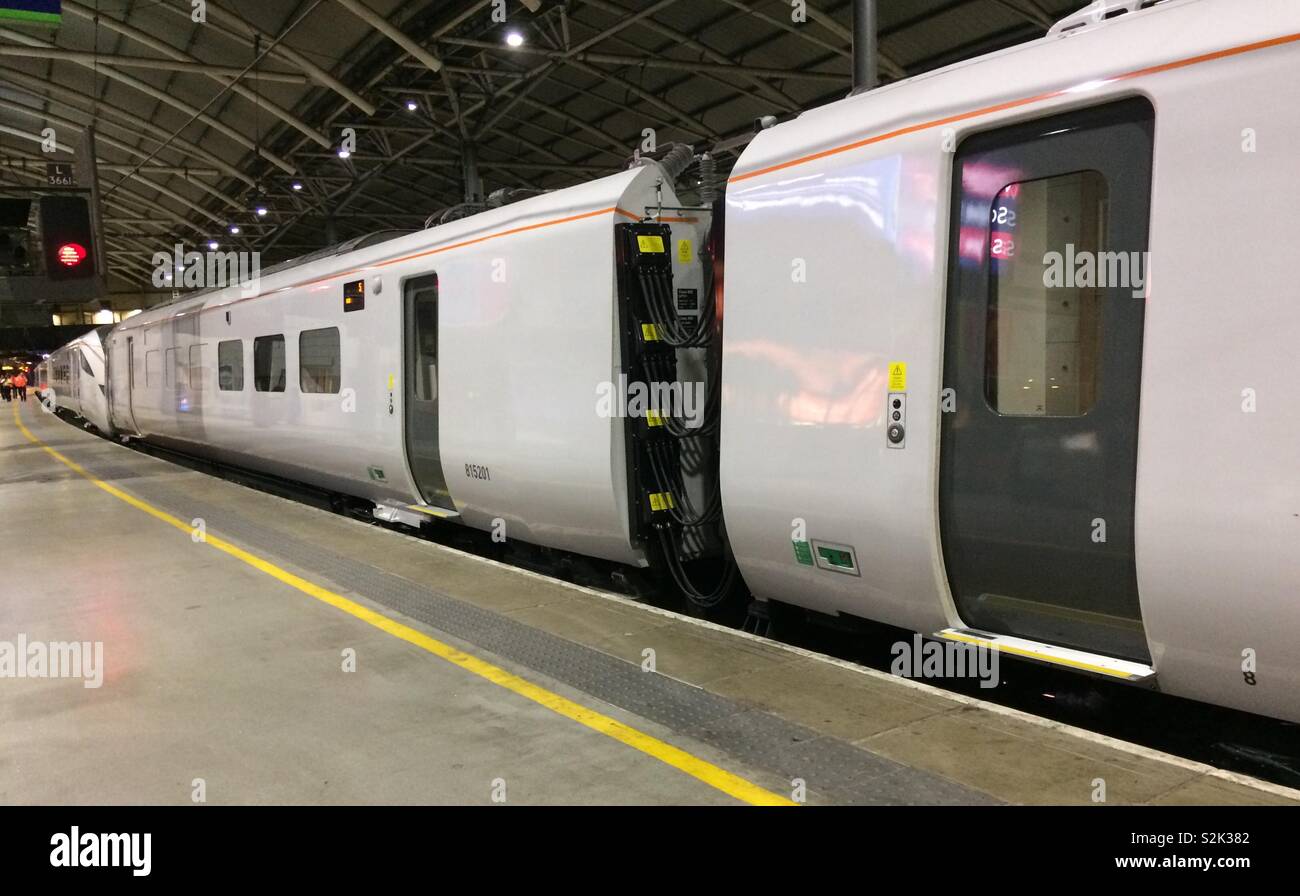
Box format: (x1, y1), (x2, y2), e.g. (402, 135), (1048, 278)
(208, 240), (219, 251)
(229, 224), (241, 235)
(338, 148), (351, 159)
(255, 206), (268, 217)
(291, 181), (303, 191)
(406, 99), (419, 112)
(505, 30), (524, 48)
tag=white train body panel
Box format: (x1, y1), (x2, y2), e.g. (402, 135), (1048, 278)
(105, 166), (685, 566)
(34, 0), (1297, 725)
(45, 328), (111, 433)
(722, 0), (1300, 720)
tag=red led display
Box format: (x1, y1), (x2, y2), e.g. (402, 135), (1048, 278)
(57, 242), (87, 267)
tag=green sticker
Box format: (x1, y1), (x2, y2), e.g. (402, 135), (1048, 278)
(792, 540), (813, 566)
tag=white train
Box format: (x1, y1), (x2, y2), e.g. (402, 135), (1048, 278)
(48, 0), (1300, 723)
(38, 326), (112, 434)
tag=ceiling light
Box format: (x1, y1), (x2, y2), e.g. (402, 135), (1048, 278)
(229, 224), (241, 235)
(338, 148), (351, 159)
(208, 241), (219, 251)
(406, 99), (419, 112)
(505, 30), (524, 48)
(291, 181), (303, 191)
(255, 206), (268, 217)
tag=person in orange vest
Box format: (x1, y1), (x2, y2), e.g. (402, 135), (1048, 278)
(12, 370), (27, 402)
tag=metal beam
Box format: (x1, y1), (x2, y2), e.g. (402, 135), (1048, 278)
(61, 0), (333, 149)
(853, 0), (879, 91)
(0, 46), (310, 83)
(0, 25), (297, 174)
(335, 0), (443, 74)
(163, 0), (377, 116)
(0, 97), (245, 210)
(0, 65), (258, 189)
(436, 37), (849, 83)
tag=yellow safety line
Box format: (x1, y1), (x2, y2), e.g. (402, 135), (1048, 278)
(405, 504), (456, 518)
(939, 630), (1140, 680)
(12, 402), (792, 806)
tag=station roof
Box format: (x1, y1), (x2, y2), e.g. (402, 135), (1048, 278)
(0, 0), (1087, 292)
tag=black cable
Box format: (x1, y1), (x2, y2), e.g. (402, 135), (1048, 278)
(657, 527), (737, 609)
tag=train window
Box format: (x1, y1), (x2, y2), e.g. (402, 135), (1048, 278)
(253, 335), (286, 392)
(189, 344), (206, 391)
(985, 171), (1106, 416)
(79, 351), (93, 377)
(299, 327), (340, 394)
(410, 277), (438, 401)
(218, 340), (243, 391)
(145, 350), (160, 387)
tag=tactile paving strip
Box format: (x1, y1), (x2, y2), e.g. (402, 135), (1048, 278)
(66, 436), (997, 806)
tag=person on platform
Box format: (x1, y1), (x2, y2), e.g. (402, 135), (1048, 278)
(12, 370), (27, 402)
(1, 375), (11, 402)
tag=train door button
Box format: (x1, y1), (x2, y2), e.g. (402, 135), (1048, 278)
(887, 392), (906, 448)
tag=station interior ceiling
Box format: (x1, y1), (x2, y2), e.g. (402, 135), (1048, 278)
(0, 0), (1085, 313)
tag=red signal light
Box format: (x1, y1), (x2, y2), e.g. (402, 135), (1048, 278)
(57, 243), (87, 267)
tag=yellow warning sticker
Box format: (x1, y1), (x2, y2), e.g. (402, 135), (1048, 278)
(641, 323), (659, 341)
(647, 410), (664, 427)
(888, 361), (907, 392)
(637, 235), (665, 253)
(648, 492), (676, 512)
(677, 239), (693, 264)
(387, 374), (395, 390)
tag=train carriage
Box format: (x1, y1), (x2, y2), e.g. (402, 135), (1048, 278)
(43, 0), (1300, 724)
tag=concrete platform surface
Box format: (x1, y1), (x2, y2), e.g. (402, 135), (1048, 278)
(2, 399), (1297, 806)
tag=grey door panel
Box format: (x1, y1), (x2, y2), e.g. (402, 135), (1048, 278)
(403, 273), (454, 510)
(939, 99), (1154, 662)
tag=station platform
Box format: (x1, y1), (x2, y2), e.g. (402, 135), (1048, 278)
(2, 397), (1297, 806)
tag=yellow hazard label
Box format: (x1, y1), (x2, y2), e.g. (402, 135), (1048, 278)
(637, 235), (665, 253)
(647, 410), (664, 427)
(677, 239), (693, 264)
(648, 492), (675, 512)
(641, 323), (659, 341)
(387, 374), (395, 390)
(888, 361), (907, 392)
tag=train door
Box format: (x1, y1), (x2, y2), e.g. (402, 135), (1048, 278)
(70, 347), (81, 415)
(125, 336), (137, 430)
(402, 273), (454, 509)
(939, 98), (1154, 662)
(111, 335), (139, 434)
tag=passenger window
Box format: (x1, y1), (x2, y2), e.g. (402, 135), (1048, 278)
(299, 327), (340, 394)
(985, 171), (1107, 417)
(145, 350), (160, 387)
(254, 335), (286, 392)
(189, 344), (205, 391)
(218, 340), (243, 391)
(411, 277), (438, 401)
(79, 351), (93, 377)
